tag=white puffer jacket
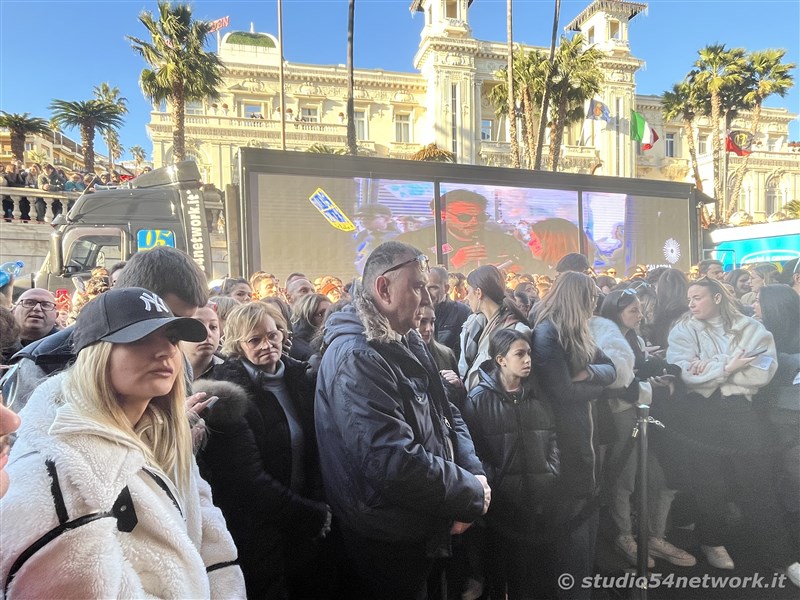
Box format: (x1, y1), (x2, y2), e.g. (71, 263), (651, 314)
(667, 314), (777, 399)
(0, 373), (246, 599)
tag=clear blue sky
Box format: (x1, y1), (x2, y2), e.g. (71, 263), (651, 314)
(1, 0), (798, 160)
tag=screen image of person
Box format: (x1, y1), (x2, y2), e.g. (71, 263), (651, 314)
(398, 189), (547, 274)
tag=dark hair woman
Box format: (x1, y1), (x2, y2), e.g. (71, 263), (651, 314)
(290, 293), (331, 361)
(599, 290), (695, 568)
(461, 328), (559, 598)
(0, 288), (244, 597)
(220, 277), (252, 303)
(725, 268), (751, 299)
(194, 301), (331, 598)
(755, 285), (800, 578)
(649, 268), (690, 350)
(531, 272), (616, 599)
(666, 278), (795, 577)
(459, 265), (530, 390)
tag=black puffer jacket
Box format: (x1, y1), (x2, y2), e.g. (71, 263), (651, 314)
(196, 355), (329, 598)
(462, 362), (559, 542)
(315, 306), (485, 556)
(531, 319), (616, 501)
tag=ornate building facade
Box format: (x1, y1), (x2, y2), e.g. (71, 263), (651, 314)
(146, 0), (799, 221)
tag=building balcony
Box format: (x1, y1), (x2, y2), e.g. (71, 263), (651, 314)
(388, 142), (423, 159)
(148, 112), (349, 147)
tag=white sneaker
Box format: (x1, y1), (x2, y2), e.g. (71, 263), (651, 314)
(615, 534), (655, 569)
(701, 545), (735, 570)
(787, 562), (800, 589)
(648, 537), (697, 567)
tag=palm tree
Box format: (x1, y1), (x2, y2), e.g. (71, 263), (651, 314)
(489, 49), (547, 168)
(49, 99), (125, 173)
(410, 143), (455, 162)
(129, 144), (147, 173)
(506, 0), (520, 168)
(534, 0), (561, 170)
(93, 83), (129, 174)
(345, 0), (357, 156)
(128, 2), (224, 162)
(663, 82), (704, 191)
(547, 34), (603, 171)
(0, 112), (49, 162)
(727, 49), (795, 214)
(690, 44), (747, 218)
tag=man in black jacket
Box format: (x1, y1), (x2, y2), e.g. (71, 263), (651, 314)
(315, 241), (490, 600)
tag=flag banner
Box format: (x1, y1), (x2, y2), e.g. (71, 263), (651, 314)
(588, 99), (611, 123)
(725, 130), (753, 156)
(208, 16), (230, 33)
(630, 110), (659, 150)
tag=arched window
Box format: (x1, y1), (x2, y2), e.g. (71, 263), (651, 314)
(765, 177), (780, 215)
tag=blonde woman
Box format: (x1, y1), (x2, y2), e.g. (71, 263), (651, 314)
(0, 287), (245, 599)
(666, 277), (794, 575)
(532, 272), (616, 600)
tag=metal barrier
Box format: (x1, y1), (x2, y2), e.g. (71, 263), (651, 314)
(0, 186), (82, 224)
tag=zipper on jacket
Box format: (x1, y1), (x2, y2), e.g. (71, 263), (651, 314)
(587, 402), (596, 490)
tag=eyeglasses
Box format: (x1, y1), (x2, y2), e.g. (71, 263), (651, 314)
(381, 254), (430, 276)
(452, 212), (488, 223)
(616, 288), (638, 310)
(16, 299), (57, 311)
(629, 280), (652, 292)
(244, 330), (284, 347)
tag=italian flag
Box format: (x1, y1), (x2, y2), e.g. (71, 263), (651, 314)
(630, 110), (659, 150)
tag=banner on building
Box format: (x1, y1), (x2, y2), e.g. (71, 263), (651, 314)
(725, 130), (754, 156)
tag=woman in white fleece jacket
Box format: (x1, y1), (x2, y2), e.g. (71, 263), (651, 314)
(666, 277), (793, 575)
(0, 287), (245, 599)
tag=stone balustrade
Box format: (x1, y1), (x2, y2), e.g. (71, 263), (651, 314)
(0, 186), (82, 224)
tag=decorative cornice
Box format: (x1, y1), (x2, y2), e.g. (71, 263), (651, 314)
(565, 0), (648, 31)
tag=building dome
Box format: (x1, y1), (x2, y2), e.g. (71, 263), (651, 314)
(224, 31), (277, 48)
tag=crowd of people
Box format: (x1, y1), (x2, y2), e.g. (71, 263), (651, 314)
(2, 160), (139, 221)
(0, 245), (798, 599)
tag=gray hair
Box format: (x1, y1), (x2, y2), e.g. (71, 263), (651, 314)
(356, 241), (422, 343)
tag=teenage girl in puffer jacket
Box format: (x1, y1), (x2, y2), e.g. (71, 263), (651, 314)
(461, 329), (558, 599)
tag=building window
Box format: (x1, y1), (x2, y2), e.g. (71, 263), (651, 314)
(587, 26), (595, 45)
(300, 107), (319, 122)
(244, 103), (262, 118)
(767, 137), (778, 152)
(25, 142), (33, 152)
(609, 20), (620, 39)
(665, 133), (675, 158)
(446, 0), (457, 19)
(426, 7), (432, 25)
(395, 113), (410, 143)
(481, 119), (493, 141)
(185, 100), (204, 116)
(765, 179), (780, 215)
(451, 84), (458, 156)
(354, 110), (367, 141)
(698, 135), (708, 155)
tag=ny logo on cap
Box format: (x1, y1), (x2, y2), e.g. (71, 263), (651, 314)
(140, 292), (169, 313)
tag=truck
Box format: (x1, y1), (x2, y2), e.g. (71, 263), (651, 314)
(32, 148), (714, 291)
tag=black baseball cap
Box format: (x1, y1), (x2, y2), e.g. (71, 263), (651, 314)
(73, 287), (207, 354)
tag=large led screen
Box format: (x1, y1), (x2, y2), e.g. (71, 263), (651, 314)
(250, 172), (435, 281)
(583, 191), (693, 276)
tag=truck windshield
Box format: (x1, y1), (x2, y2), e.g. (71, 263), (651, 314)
(67, 236), (122, 271)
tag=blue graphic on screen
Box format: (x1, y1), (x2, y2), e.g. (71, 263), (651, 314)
(713, 234), (800, 270)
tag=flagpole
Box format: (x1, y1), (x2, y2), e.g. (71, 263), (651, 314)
(278, 0), (287, 151)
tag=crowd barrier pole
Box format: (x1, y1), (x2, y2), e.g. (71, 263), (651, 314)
(634, 403), (650, 600)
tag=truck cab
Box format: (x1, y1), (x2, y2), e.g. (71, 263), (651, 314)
(36, 161), (213, 291)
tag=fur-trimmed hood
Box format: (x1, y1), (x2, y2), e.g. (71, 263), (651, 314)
(192, 378), (250, 430)
(589, 316), (635, 390)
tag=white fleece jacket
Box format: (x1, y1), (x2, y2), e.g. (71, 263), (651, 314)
(667, 314), (777, 399)
(0, 373), (245, 599)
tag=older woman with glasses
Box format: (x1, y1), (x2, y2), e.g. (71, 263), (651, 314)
(195, 301), (331, 599)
